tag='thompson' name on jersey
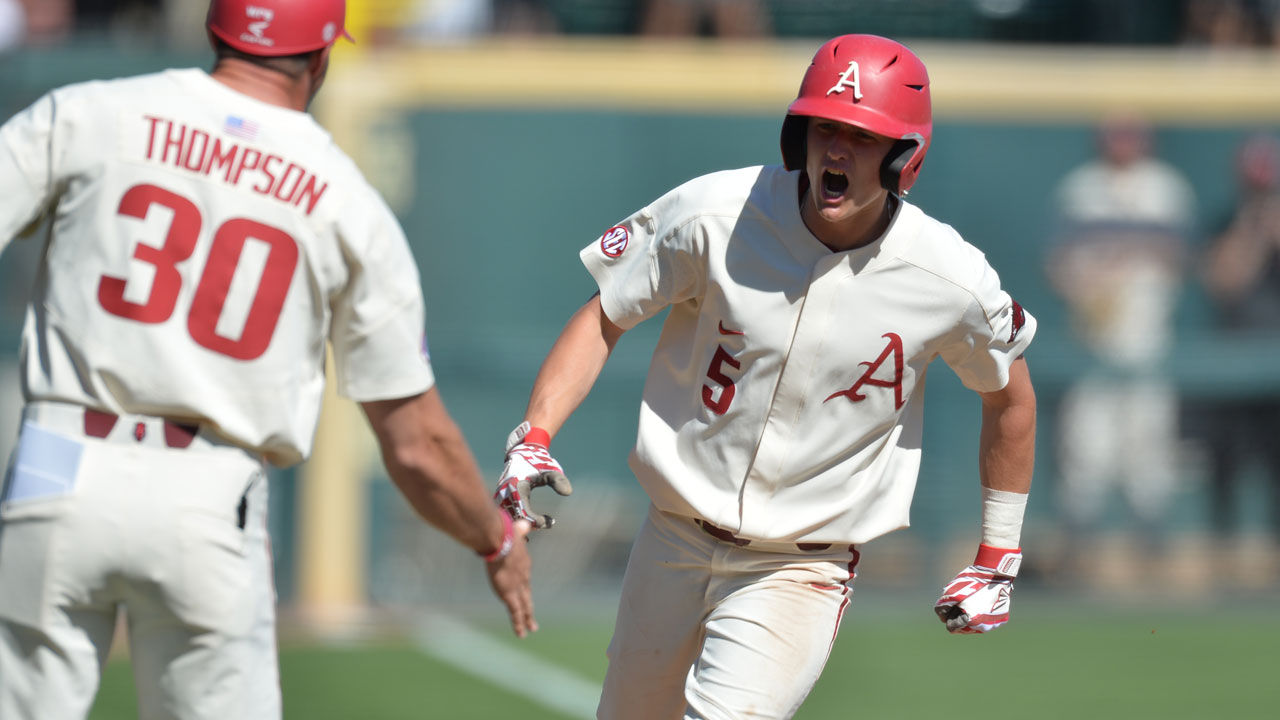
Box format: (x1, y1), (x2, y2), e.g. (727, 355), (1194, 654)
(0, 68), (433, 465)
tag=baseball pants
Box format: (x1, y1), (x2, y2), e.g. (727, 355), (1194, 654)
(0, 402), (279, 720)
(1056, 374), (1179, 525)
(598, 505), (858, 720)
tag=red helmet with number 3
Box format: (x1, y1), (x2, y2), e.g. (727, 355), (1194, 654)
(781, 35), (932, 196)
(207, 0), (353, 57)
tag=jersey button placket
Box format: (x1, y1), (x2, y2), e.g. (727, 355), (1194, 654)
(739, 257), (843, 537)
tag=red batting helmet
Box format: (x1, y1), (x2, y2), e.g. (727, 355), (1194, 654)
(781, 35), (932, 196)
(207, 0), (353, 57)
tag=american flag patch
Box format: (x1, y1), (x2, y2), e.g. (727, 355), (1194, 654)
(224, 115), (259, 140)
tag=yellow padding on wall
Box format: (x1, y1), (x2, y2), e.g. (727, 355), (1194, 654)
(323, 38), (1280, 124)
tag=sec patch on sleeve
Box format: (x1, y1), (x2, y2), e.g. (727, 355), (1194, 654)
(1009, 300), (1026, 343)
(600, 226), (629, 258)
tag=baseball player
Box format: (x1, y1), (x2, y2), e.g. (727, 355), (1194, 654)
(0, 1), (534, 718)
(494, 34), (1037, 719)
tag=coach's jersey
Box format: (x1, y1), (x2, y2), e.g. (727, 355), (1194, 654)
(582, 165), (1036, 545)
(0, 69), (433, 465)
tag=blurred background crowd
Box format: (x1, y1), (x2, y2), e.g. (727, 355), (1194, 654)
(5, 0), (1280, 46)
(2, 0), (1279, 628)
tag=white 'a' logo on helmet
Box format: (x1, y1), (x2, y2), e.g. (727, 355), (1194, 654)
(826, 61), (864, 99)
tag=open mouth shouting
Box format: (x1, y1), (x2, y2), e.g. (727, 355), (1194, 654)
(821, 168), (849, 201)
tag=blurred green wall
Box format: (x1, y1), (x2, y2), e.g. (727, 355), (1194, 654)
(3, 41), (1279, 601)
(387, 108), (1262, 540)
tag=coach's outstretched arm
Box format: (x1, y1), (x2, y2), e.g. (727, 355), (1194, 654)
(362, 389), (536, 637)
(493, 294), (626, 529)
(935, 356), (1037, 634)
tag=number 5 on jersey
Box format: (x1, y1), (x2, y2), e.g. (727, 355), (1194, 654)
(702, 344), (741, 415)
(99, 183), (299, 361)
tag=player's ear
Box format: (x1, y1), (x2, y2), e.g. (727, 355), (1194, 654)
(306, 46), (333, 99)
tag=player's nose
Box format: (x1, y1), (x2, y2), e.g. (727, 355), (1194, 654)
(825, 132), (855, 160)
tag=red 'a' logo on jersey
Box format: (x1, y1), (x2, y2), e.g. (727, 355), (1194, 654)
(825, 333), (905, 410)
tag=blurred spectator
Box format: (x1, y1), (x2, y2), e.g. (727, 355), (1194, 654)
(0, 0), (22, 51)
(492, 0), (558, 34)
(407, 0), (561, 40)
(1046, 111), (1196, 584)
(640, 0), (771, 38)
(72, 0), (163, 34)
(14, 0), (72, 43)
(160, 0), (209, 49)
(1196, 132), (1280, 552)
(412, 0), (492, 38)
(1267, 0), (1280, 46)
(1181, 0), (1275, 47)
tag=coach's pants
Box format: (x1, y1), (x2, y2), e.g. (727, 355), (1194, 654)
(0, 405), (279, 720)
(598, 505), (858, 720)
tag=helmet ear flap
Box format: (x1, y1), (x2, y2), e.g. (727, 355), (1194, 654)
(880, 139), (919, 195)
(780, 115), (808, 172)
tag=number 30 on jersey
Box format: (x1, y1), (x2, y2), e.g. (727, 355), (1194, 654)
(98, 183), (298, 361)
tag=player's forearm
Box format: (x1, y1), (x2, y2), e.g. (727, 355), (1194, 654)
(978, 406), (1034, 495)
(364, 391), (506, 554)
(975, 360), (1035, 550)
(523, 294), (624, 439)
(977, 358), (1036, 494)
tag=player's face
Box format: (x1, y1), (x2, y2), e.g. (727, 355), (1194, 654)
(800, 118), (894, 248)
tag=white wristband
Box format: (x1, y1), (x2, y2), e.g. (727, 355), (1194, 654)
(980, 487), (1028, 549)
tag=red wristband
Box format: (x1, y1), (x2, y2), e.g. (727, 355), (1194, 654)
(522, 426), (552, 448)
(480, 512), (514, 563)
(974, 543), (1022, 577)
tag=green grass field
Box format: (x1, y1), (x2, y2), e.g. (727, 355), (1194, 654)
(88, 595), (1279, 719)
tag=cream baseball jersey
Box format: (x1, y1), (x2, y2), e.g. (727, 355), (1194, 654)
(582, 165), (1035, 544)
(0, 69), (433, 465)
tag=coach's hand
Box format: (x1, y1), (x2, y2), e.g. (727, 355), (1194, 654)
(494, 422), (573, 530)
(933, 544), (1022, 634)
(483, 515), (538, 637)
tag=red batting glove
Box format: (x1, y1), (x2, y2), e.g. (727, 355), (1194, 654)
(493, 423), (573, 530)
(934, 544), (1022, 634)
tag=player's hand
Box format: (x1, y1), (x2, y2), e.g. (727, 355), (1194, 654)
(494, 422), (573, 530)
(934, 544), (1022, 634)
(484, 518), (538, 638)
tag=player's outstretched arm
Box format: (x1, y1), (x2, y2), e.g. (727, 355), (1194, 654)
(493, 294), (626, 529)
(362, 389), (537, 637)
(524, 292), (627, 437)
(935, 357), (1036, 634)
